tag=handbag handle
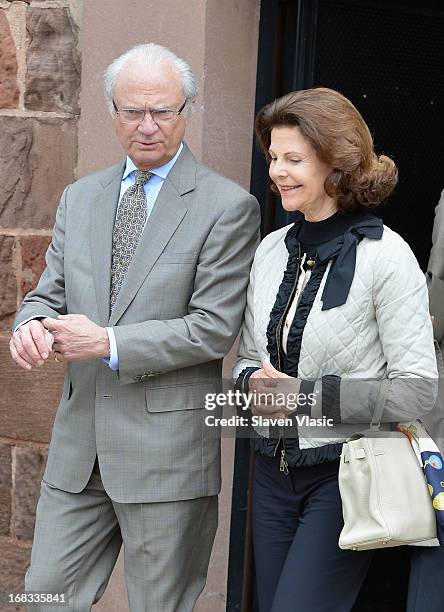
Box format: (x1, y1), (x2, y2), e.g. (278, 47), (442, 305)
(370, 378), (391, 430)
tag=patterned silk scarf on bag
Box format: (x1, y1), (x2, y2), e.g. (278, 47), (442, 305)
(398, 420), (444, 544)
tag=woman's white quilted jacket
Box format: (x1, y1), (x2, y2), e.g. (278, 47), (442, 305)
(234, 223), (438, 447)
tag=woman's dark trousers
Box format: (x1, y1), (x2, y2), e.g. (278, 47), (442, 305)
(252, 453), (373, 612)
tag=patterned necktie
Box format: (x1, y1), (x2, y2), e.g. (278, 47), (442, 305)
(110, 170), (153, 310)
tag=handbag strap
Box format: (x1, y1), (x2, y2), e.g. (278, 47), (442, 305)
(370, 378), (391, 430)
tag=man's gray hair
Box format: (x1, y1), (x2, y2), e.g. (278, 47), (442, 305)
(104, 43), (198, 116)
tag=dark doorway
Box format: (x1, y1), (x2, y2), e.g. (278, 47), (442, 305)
(313, 0), (444, 270)
(228, 0), (444, 610)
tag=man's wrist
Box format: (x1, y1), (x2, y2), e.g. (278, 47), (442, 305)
(98, 327), (111, 359)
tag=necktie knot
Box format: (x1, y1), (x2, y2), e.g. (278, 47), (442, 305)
(134, 170), (153, 186)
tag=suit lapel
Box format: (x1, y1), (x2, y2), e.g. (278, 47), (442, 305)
(108, 144), (196, 326)
(90, 161), (125, 326)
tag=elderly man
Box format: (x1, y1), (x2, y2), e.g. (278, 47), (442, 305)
(10, 43), (260, 611)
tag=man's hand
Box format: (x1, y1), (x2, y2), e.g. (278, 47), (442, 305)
(249, 362), (299, 418)
(42, 314), (110, 362)
(10, 319), (54, 370)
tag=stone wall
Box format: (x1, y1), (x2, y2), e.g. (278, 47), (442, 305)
(0, 1), (81, 609)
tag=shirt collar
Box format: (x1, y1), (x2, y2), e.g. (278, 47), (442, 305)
(122, 142), (184, 181)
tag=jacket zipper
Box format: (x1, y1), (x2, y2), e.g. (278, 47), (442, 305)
(280, 440), (289, 475)
(272, 243), (302, 475)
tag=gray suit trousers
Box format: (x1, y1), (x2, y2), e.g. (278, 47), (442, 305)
(25, 462), (218, 612)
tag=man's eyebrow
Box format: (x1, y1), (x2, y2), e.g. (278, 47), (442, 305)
(122, 103), (174, 110)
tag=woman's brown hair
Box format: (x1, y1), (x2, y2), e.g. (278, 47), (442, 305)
(255, 87), (398, 211)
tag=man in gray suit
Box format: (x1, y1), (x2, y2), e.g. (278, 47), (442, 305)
(9, 43), (260, 612)
(406, 188), (444, 612)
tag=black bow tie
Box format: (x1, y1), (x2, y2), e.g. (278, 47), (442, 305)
(316, 215), (384, 310)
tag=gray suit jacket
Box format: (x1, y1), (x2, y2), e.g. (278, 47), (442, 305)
(428, 188), (444, 347)
(14, 144), (260, 502)
(424, 191), (444, 454)
(425, 188), (444, 453)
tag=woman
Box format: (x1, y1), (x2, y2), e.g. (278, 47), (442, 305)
(234, 87), (438, 612)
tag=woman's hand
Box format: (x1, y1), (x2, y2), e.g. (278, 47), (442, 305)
(248, 362), (300, 417)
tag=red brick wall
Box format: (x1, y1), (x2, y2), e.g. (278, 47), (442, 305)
(0, 1), (80, 607)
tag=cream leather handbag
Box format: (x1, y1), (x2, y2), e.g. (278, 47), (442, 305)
(338, 380), (437, 551)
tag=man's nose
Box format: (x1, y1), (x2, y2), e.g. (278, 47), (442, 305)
(137, 112), (158, 134)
